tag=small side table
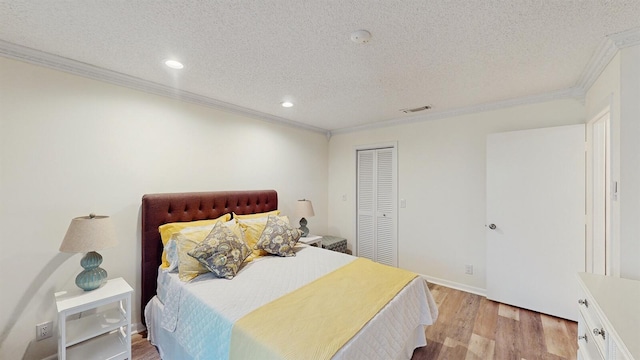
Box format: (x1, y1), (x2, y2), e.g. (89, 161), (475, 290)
(55, 277), (133, 360)
(298, 235), (323, 247)
(321, 236), (348, 253)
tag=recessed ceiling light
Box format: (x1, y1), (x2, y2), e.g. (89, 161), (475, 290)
(164, 60), (184, 69)
(281, 101), (294, 108)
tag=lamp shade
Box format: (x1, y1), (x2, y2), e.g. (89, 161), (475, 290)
(295, 199), (315, 218)
(59, 214), (118, 253)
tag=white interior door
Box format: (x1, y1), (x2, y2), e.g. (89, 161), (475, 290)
(486, 124), (585, 321)
(357, 150), (376, 261)
(374, 148), (396, 266)
(356, 146), (397, 267)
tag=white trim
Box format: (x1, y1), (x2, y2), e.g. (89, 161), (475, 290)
(586, 105), (612, 275)
(0, 40), (327, 135)
(609, 27), (640, 49)
(131, 322), (146, 335)
(354, 141), (398, 151)
(3, 28), (639, 137)
(577, 38), (620, 92)
(419, 274), (487, 297)
(332, 87), (584, 135)
(586, 94), (620, 278)
(577, 28), (640, 95)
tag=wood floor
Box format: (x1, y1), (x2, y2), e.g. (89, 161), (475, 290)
(132, 283), (578, 360)
(413, 283), (577, 359)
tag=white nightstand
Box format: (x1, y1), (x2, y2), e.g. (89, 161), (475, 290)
(55, 277), (133, 360)
(298, 235), (323, 247)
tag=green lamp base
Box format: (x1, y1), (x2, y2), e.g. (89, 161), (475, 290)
(76, 251), (108, 291)
(299, 217), (309, 237)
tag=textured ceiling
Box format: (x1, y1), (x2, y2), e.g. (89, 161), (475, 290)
(2, 1), (640, 132)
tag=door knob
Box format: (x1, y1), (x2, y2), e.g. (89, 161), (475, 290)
(593, 328), (605, 339)
(488, 224), (497, 230)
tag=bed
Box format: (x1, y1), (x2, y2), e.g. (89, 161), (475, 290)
(141, 190), (438, 359)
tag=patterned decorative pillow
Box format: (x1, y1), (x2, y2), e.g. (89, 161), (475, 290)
(237, 214), (274, 261)
(254, 215), (303, 257)
(168, 219), (237, 274)
(188, 221), (251, 279)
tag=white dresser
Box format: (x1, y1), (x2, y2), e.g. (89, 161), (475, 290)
(577, 273), (640, 360)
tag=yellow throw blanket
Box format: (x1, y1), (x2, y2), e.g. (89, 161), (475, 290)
(230, 257), (418, 360)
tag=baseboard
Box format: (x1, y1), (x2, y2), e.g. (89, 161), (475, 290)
(419, 274), (487, 297)
(132, 322), (146, 335)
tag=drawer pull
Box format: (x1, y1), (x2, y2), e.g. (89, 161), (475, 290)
(593, 328), (606, 339)
(578, 298), (588, 307)
(578, 334), (588, 342)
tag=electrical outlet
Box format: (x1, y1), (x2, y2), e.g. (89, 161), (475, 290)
(465, 264), (474, 275)
(36, 321), (53, 341)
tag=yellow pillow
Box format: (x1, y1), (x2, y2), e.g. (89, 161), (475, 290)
(176, 219), (244, 281)
(158, 213), (231, 269)
(234, 210), (280, 220)
(238, 214), (288, 261)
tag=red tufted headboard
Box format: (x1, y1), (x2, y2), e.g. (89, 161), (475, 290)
(140, 190), (278, 325)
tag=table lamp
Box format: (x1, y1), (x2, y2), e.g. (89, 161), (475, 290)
(295, 199), (315, 237)
(59, 213), (118, 291)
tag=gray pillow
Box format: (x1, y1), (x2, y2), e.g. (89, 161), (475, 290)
(254, 215), (303, 257)
(188, 221), (251, 279)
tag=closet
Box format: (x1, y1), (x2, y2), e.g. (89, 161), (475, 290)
(356, 145), (397, 267)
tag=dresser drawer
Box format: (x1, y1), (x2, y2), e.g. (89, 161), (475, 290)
(578, 287), (607, 355)
(577, 273), (639, 360)
(578, 311), (605, 360)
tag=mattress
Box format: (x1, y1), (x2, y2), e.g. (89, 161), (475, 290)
(146, 244), (438, 359)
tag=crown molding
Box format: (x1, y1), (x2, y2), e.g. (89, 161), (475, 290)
(609, 27), (640, 49)
(576, 37), (619, 92)
(330, 87), (584, 135)
(331, 27), (640, 136)
(0, 40), (327, 135)
(4, 27), (639, 139)
(577, 27), (640, 92)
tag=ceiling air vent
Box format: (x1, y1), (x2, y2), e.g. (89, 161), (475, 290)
(400, 105), (431, 114)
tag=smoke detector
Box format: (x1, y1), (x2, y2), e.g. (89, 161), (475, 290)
(350, 30), (372, 44)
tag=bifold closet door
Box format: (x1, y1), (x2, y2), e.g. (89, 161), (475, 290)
(357, 147), (397, 267)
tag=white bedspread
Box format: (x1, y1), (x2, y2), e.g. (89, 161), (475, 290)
(146, 245), (438, 359)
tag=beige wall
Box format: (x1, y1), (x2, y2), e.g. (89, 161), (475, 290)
(0, 57), (329, 359)
(328, 99), (585, 293)
(618, 45), (640, 280)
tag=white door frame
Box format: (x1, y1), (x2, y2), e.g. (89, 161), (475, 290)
(586, 105), (613, 275)
(354, 141), (398, 263)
